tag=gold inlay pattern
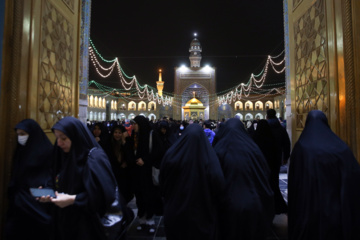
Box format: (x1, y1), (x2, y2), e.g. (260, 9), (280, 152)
(294, 0), (328, 129)
(62, 0), (75, 12)
(293, 0), (303, 11)
(39, 1), (74, 129)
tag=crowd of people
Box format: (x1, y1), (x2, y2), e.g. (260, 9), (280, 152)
(3, 109), (360, 240)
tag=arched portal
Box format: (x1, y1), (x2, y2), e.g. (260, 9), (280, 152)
(118, 113), (126, 120)
(235, 113), (243, 120)
(255, 113), (264, 120)
(181, 83), (209, 120)
(245, 113), (253, 121)
(148, 113), (156, 121)
(128, 113), (135, 119)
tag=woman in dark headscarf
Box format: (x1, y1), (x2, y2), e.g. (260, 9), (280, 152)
(149, 120), (176, 215)
(105, 124), (134, 203)
(129, 115), (156, 233)
(253, 119), (287, 215)
(43, 116), (117, 240)
(288, 110), (360, 240)
(4, 119), (54, 240)
(151, 120), (176, 169)
(213, 118), (274, 240)
(91, 122), (110, 151)
(175, 120), (188, 139)
(160, 124), (226, 240)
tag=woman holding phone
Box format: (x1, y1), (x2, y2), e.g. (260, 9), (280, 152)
(40, 116), (118, 240)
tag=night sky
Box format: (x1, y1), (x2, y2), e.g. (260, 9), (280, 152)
(90, 0), (285, 95)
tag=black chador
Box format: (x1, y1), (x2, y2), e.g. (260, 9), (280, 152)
(288, 110), (360, 240)
(52, 117), (117, 240)
(213, 118), (274, 240)
(160, 124), (225, 240)
(5, 119), (54, 240)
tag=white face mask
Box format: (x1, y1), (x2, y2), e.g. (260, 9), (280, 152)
(18, 135), (29, 146)
(180, 126), (184, 130)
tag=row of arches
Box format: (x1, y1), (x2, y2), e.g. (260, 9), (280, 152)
(88, 111), (107, 121)
(88, 96), (117, 110)
(233, 100), (274, 111)
(88, 96), (284, 112)
(235, 112), (281, 121)
(88, 95), (158, 111)
(117, 113), (157, 121)
(233, 99), (286, 111)
(87, 111), (157, 121)
(120, 101), (157, 111)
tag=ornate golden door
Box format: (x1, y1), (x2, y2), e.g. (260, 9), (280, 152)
(0, 0), (87, 233)
(286, 0), (360, 161)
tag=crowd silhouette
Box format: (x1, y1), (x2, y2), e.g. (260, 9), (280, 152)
(4, 109), (360, 240)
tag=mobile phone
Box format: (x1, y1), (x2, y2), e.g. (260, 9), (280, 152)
(29, 188), (56, 198)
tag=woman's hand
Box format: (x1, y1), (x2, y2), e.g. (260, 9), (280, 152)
(51, 192), (76, 208)
(38, 195), (52, 203)
(36, 186), (52, 202)
(136, 158), (144, 166)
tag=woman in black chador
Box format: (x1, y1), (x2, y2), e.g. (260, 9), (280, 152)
(4, 119), (54, 240)
(45, 117), (118, 240)
(105, 125), (134, 203)
(213, 118), (274, 240)
(253, 119), (288, 215)
(129, 115), (156, 233)
(91, 122), (109, 151)
(149, 120), (176, 215)
(160, 124), (226, 240)
(288, 110), (360, 240)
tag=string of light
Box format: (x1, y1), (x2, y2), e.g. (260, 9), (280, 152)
(217, 52), (286, 105)
(89, 39), (285, 106)
(89, 39), (173, 105)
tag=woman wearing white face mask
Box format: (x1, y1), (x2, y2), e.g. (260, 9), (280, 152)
(4, 119), (54, 240)
(176, 121), (188, 139)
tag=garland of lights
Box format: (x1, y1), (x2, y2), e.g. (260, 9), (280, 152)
(88, 80), (285, 109)
(89, 38), (286, 106)
(88, 80), (173, 107)
(217, 52), (286, 105)
(89, 40), (173, 106)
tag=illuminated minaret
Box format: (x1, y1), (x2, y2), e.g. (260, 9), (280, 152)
(156, 69), (164, 97)
(189, 33), (202, 68)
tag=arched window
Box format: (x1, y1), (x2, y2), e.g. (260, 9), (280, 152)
(98, 97), (102, 108)
(89, 95), (94, 107)
(94, 96), (98, 107)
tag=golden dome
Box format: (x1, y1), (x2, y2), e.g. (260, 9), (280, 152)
(185, 97), (204, 107)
